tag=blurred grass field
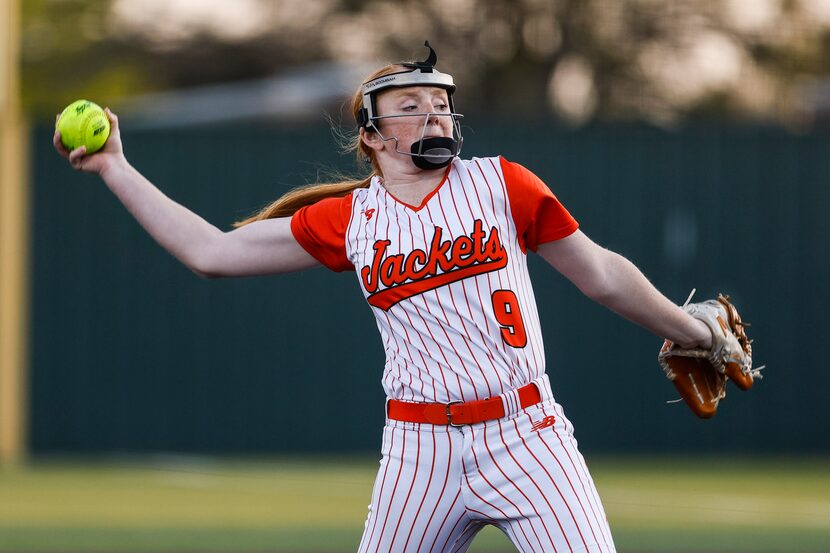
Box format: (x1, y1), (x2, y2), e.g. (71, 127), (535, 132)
(1, 455), (828, 552)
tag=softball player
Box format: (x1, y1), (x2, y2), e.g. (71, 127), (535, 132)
(55, 43), (713, 552)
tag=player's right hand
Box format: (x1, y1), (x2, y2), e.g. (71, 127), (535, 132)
(53, 107), (126, 176)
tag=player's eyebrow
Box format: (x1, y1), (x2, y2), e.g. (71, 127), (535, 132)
(390, 89), (446, 101)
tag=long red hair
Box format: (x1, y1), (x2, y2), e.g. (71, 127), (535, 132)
(234, 64), (405, 226)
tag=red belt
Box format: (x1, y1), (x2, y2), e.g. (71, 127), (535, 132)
(387, 382), (542, 427)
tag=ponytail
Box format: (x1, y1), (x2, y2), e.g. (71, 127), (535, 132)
(234, 63), (407, 227)
(233, 176), (372, 226)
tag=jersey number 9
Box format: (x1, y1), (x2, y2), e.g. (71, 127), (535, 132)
(491, 290), (527, 348)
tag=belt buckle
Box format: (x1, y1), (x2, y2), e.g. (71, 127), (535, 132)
(446, 400), (464, 427)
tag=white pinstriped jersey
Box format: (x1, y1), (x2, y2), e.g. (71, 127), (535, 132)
(292, 157), (616, 553)
(291, 156), (578, 404)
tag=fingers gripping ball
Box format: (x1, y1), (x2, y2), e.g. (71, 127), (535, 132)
(56, 100), (111, 153)
(658, 293), (763, 419)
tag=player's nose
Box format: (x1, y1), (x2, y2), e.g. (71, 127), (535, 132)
(425, 107), (443, 124)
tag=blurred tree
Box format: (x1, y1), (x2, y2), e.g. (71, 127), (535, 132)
(22, 0), (146, 115)
(21, 0), (830, 127)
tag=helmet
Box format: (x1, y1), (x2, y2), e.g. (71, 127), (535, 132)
(357, 41), (464, 170)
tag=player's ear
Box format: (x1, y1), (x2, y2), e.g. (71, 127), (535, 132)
(360, 127), (383, 152)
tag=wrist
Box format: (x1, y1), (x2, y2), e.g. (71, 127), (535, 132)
(693, 318), (713, 350)
(99, 155), (130, 181)
(674, 316), (713, 350)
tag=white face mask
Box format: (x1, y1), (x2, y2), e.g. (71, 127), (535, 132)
(357, 42), (464, 169)
(368, 110), (463, 170)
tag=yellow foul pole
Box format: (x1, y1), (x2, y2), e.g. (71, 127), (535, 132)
(0, 0), (29, 466)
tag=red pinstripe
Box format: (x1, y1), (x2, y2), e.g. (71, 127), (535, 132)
(399, 306), (439, 402)
(403, 225), (456, 400)
(485, 157), (546, 379)
(360, 426), (396, 553)
(538, 403), (612, 547)
(450, 521), (481, 553)
(407, 364), (415, 401)
(466, 505), (526, 551)
(503, 416), (588, 550)
(465, 506), (526, 552)
(423, 201), (491, 398)
(418, 202), (476, 364)
(488, 155), (545, 380)
(394, 204), (430, 401)
(490, 158), (547, 381)
(401, 425), (437, 551)
(460, 451), (513, 520)
(372, 427), (408, 553)
(463, 430), (538, 553)
(437, 186), (504, 396)
(398, 320), (428, 401)
(436, 511), (471, 553)
(447, 170), (517, 388)
(463, 163), (533, 381)
(455, 166), (523, 384)
(477, 159), (545, 378)
(479, 422), (555, 552)
(381, 312), (408, 399)
(515, 414), (598, 548)
(461, 467), (539, 553)
(490, 157), (548, 380)
(402, 207), (462, 402)
(415, 292), (466, 400)
(428, 286), (481, 399)
(549, 403), (613, 548)
(464, 506), (495, 521)
(427, 488), (463, 552)
(477, 272), (519, 388)
(418, 431), (456, 553)
(389, 210), (416, 401)
(410, 204), (475, 400)
(549, 402), (614, 547)
(376, 200), (406, 399)
(377, 195), (404, 397)
(388, 208), (439, 402)
(388, 429), (421, 551)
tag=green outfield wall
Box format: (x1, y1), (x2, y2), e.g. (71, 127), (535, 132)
(27, 122), (830, 454)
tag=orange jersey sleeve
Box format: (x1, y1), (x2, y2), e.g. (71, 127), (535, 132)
(290, 193), (354, 272)
(499, 156), (579, 252)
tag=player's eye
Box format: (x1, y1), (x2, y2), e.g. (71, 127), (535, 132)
(402, 105), (418, 112)
(435, 103), (449, 111)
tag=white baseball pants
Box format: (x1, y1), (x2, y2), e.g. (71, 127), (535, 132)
(357, 378), (616, 552)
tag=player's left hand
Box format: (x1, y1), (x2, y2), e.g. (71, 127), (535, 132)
(658, 293), (763, 418)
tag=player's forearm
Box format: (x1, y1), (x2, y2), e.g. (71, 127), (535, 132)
(99, 158), (223, 276)
(591, 251), (711, 349)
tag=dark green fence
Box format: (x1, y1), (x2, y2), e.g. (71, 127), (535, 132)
(28, 121), (830, 454)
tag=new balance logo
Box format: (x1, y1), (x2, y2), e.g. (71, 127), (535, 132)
(362, 208), (375, 220)
(530, 416), (556, 432)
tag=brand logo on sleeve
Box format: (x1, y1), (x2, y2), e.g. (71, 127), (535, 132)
(360, 219), (507, 310)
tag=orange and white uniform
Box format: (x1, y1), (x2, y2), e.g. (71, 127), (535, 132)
(291, 156), (616, 553)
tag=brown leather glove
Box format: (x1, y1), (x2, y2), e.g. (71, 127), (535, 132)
(658, 294), (762, 418)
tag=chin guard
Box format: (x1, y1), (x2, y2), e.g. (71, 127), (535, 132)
(357, 41), (463, 169)
(410, 137), (458, 170)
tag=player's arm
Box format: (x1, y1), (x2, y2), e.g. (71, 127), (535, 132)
(537, 230), (711, 349)
(54, 108), (319, 277)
